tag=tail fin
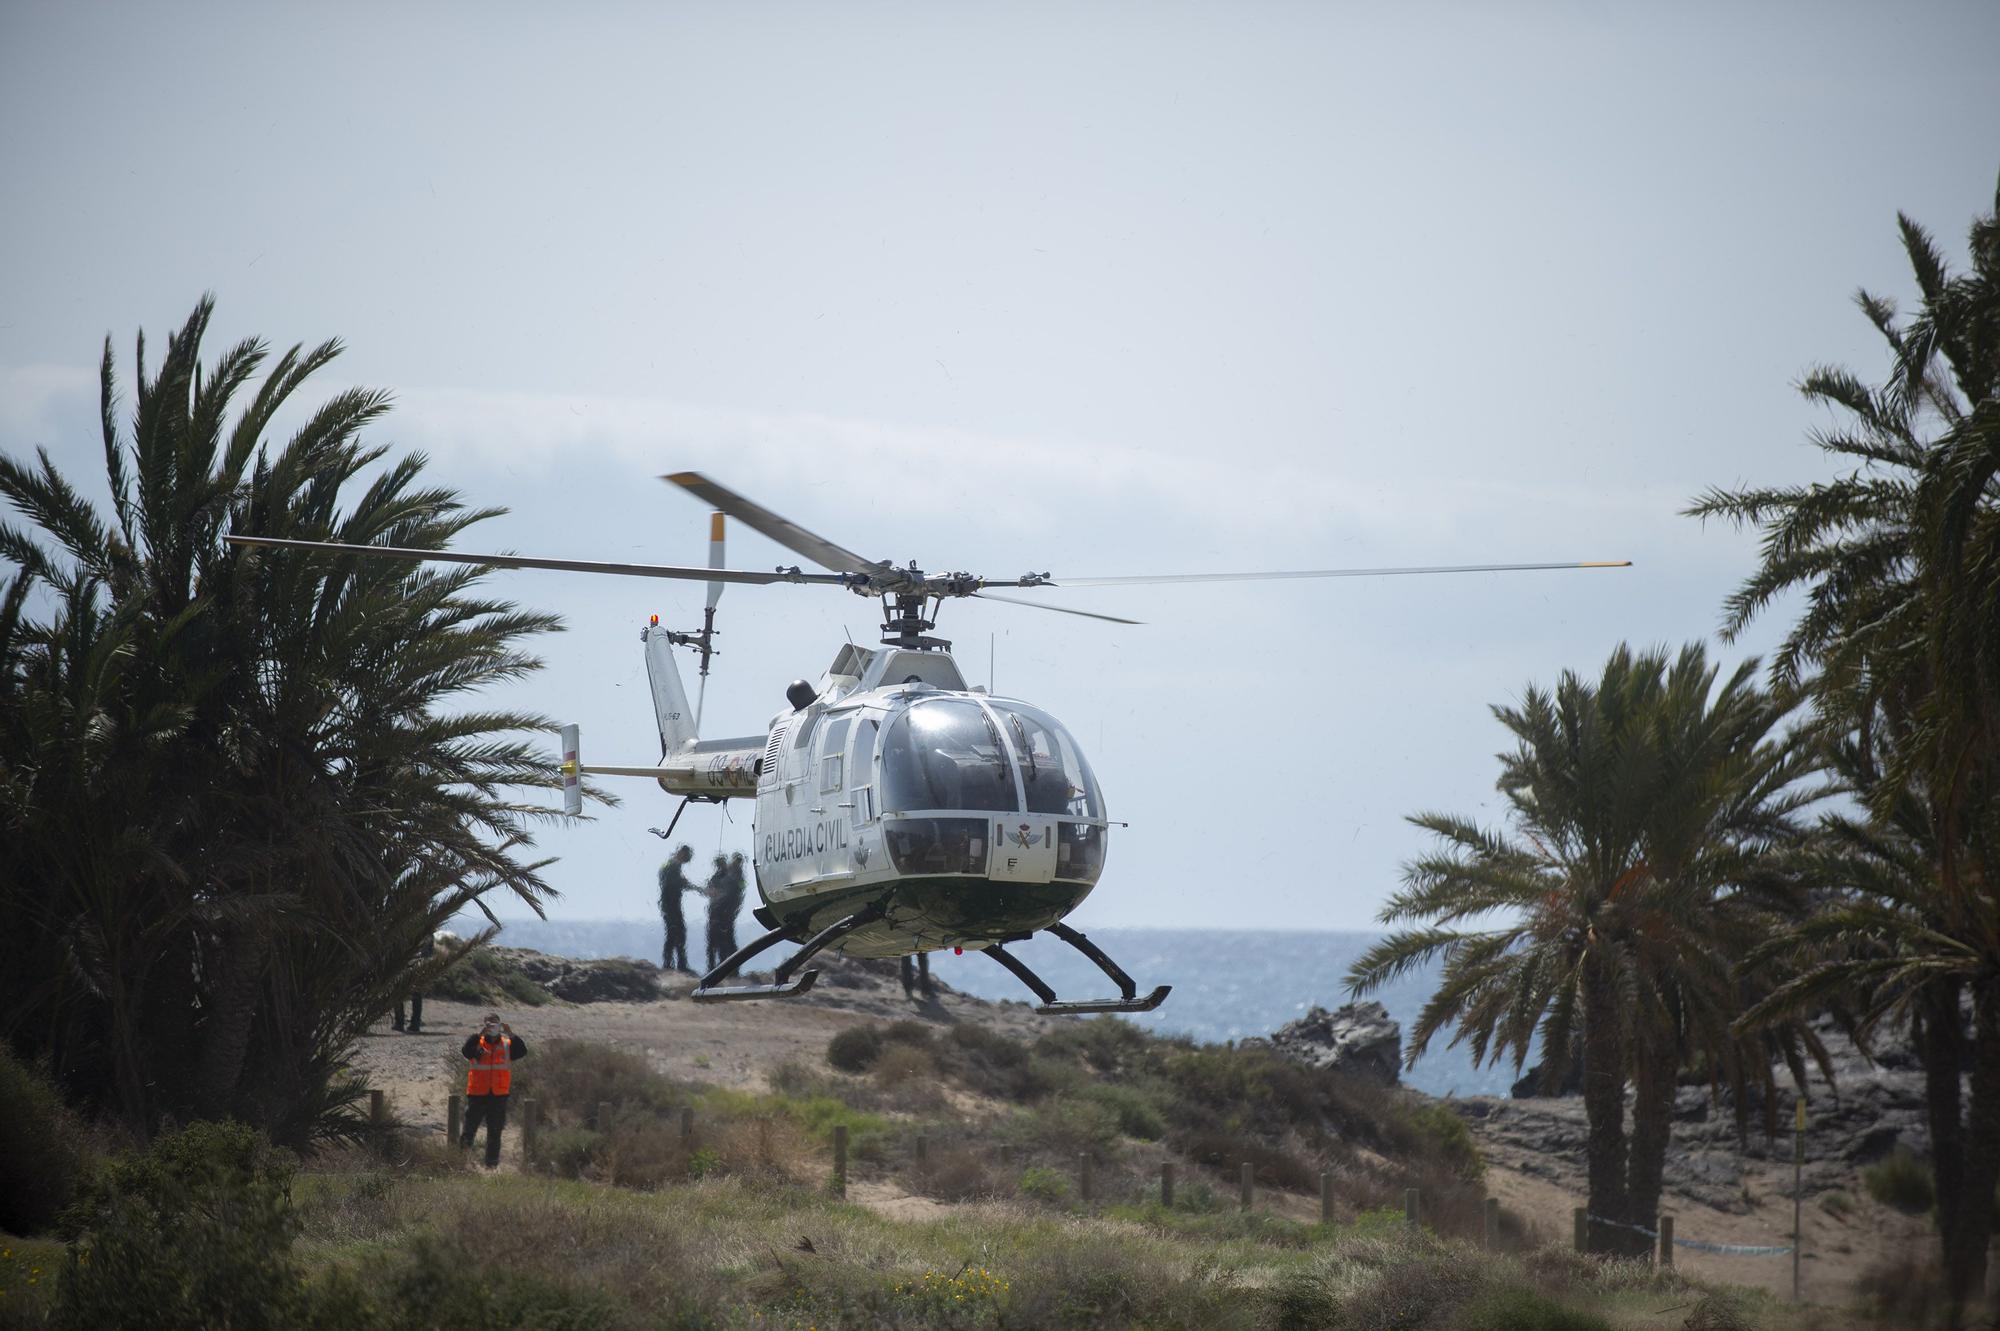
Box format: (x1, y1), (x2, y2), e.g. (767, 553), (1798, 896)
(560, 723), (582, 816)
(641, 622), (698, 756)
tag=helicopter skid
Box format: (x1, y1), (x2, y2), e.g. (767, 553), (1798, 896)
(986, 920), (1172, 1016)
(691, 970), (821, 1002)
(690, 902), (887, 1003)
(1032, 987), (1173, 1016)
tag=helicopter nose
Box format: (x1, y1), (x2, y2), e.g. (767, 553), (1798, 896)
(988, 815), (1058, 884)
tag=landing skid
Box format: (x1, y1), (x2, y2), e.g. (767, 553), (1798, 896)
(986, 921), (1172, 1015)
(689, 903), (886, 1002)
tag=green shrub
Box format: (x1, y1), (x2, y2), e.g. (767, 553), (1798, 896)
(0, 1045), (86, 1235)
(514, 1040), (684, 1121)
(1015, 1096), (1123, 1156)
(1077, 1082), (1167, 1140)
(1019, 1164), (1070, 1203)
(426, 943), (550, 1007)
(1864, 1148), (1935, 1214)
(826, 1026), (884, 1073)
(54, 1122), (311, 1331)
(1408, 1101), (1484, 1182)
(881, 1020), (933, 1048)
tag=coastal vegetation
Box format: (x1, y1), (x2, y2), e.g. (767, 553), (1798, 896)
(0, 299), (570, 1146)
(1, 1019), (1789, 1331)
(1347, 643), (1824, 1258)
(1345, 173), (2000, 1316)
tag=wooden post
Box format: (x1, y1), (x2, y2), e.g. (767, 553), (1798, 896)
(680, 1105), (694, 1142)
(597, 1100), (613, 1132)
(521, 1098), (537, 1166)
(1573, 1206), (1588, 1253)
(1483, 1197), (1500, 1251)
(832, 1124), (848, 1196)
(1239, 1162), (1254, 1212)
(1659, 1214), (1674, 1267)
(1161, 1161), (1176, 1209)
(1319, 1171), (1334, 1224)
(1079, 1153), (1094, 1203)
(369, 1088), (386, 1126)
(1793, 1098), (1804, 1303)
(1405, 1187), (1419, 1228)
(448, 1093), (463, 1145)
(915, 1134), (928, 1166)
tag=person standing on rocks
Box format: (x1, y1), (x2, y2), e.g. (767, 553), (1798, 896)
(459, 1011), (528, 1169)
(705, 852), (747, 969)
(657, 844), (697, 973)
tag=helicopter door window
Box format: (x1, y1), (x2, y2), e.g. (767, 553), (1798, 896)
(879, 699), (1019, 813)
(848, 717), (879, 827)
(818, 716), (851, 795)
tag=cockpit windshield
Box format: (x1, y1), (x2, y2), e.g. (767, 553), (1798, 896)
(993, 702), (1103, 819)
(879, 699), (1018, 813)
(877, 697), (1104, 819)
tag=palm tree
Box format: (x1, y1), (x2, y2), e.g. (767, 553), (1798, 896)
(1346, 644), (1822, 1255)
(1691, 177), (2000, 1308)
(0, 297), (570, 1143)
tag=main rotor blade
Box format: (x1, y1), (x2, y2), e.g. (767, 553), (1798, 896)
(664, 472), (882, 576)
(1040, 560), (1632, 587)
(972, 590), (1142, 625)
(223, 535), (847, 586)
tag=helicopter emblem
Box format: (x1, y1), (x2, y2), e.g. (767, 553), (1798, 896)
(226, 471), (1628, 1015)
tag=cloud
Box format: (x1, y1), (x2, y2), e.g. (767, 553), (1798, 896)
(0, 364), (96, 442)
(390, 384), (1670, 558)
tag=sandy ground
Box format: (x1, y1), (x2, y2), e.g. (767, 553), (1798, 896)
(350, 984), (1940, 1307)
(348, 975), (1050, 1172)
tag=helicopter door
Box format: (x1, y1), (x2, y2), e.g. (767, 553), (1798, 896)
(848, 717), (880, 830)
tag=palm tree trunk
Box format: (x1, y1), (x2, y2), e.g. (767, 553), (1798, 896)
(1944, 980), (1999, 1312)
(1626, 1040), (1678, 1261)
(1918, 982), (1970, 1305)
(193, 925), (270, 1117)
(1581, 963), (1632, 1254)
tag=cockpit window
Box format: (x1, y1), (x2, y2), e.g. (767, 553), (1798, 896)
(995, 703), (1103, 818)
(879, 699), (1019, 813)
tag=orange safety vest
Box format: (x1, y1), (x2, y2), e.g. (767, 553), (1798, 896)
(466, 1035), (513, 1096)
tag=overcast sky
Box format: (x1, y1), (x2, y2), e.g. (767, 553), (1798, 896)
(4, 2), (1996, 931)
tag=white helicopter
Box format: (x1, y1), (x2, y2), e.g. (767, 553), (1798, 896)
(231, 473), (1627, 1012)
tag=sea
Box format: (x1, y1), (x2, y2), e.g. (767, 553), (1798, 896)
(460, 918), (1529, 1100)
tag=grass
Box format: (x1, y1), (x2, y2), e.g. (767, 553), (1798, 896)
(280, 1168), (1706, 1330)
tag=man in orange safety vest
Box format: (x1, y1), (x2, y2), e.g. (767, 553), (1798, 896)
(459, 1011), (528, 1167)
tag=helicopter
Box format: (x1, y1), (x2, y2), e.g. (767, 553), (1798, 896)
(228, 472), (1628, 1013)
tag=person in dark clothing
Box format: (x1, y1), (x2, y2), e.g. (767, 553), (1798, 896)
(459, 1011), (528, 1168)
(900, 953), (936, 1000)
(705, 852), (747, 970)
(394, 931), (436, 1032)
(657, 844), (697, 973)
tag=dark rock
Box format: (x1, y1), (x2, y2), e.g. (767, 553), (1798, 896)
(1511, 1057), (1584, 1099)
(1268, 1002), (1401, 1085)
(493, 948), (661, 1003)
